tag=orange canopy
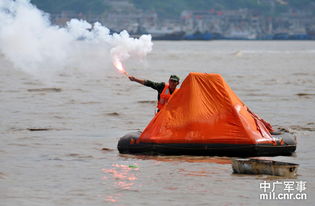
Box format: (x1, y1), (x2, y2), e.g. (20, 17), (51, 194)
(139, 73), (274, 145)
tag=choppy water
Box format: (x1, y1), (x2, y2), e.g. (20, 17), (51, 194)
(1, 41), (315, 206)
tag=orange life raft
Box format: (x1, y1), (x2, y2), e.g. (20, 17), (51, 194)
(118, 73), (296, 156)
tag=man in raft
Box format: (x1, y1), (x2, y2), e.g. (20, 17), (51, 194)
(128, 75), (180, 112)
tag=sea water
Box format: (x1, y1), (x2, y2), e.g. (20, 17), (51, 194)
(1, 41), (315, 206)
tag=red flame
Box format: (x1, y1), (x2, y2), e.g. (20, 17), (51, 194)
(113, 58), (128, 76)
(113, 58), (124, 72)
(113, 58), (125, 72)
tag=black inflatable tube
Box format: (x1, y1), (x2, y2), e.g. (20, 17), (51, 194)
(117, 131), (296, 157)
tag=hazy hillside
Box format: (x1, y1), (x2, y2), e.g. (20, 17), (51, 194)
(31, 0), (315, 17)
(30, 0), (109, 14)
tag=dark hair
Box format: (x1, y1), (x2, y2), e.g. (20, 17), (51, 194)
(169, 75), (180, 82)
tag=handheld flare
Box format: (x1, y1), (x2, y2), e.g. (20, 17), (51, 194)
(123, 71), (129, 77)
(113, 58), (129, 77)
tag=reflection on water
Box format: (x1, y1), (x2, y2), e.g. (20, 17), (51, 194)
(102, 163), (139, 203)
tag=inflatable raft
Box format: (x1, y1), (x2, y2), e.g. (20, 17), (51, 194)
(117, 73), (297, 157)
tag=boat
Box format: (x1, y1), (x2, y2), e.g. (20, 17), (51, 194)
(183, 31), (213, 40)
(117, 73), (297, 157)
(232, 158), (299, 178)
(146, 27), (185, 40)
(306, 26), (315, 40)
(153, 31), (185, 40)
(118, 131), (296, 156)
(288, 34), (311, 40)
(224, 30), (257, 40)
(272, 33), (290, 40)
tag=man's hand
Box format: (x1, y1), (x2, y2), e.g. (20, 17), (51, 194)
(129, 76), (136, 81)
(128, 76), (145, 85)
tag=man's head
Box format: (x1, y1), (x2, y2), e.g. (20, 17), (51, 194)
(169, 75), (180, 91)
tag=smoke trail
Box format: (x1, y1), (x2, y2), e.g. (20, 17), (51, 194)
(0, 0), (153, 79)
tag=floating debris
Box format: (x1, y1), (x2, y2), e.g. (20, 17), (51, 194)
(296, 93), (315, 97)
(101, 147), (114, 151)
(128, 165), (138, 168)
(27, 128), (67, 131)
(27, 128), (52, 131)
(137, 100), (156, 104)
(106, 112), (120, 116)
(27, 88), (62, 92)
(232, 158), (298, 178)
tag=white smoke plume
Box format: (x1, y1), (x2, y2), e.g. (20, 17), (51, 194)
(0, 0), (153, 79)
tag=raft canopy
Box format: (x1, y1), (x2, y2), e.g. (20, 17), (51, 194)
(139, 72), (274, 145)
